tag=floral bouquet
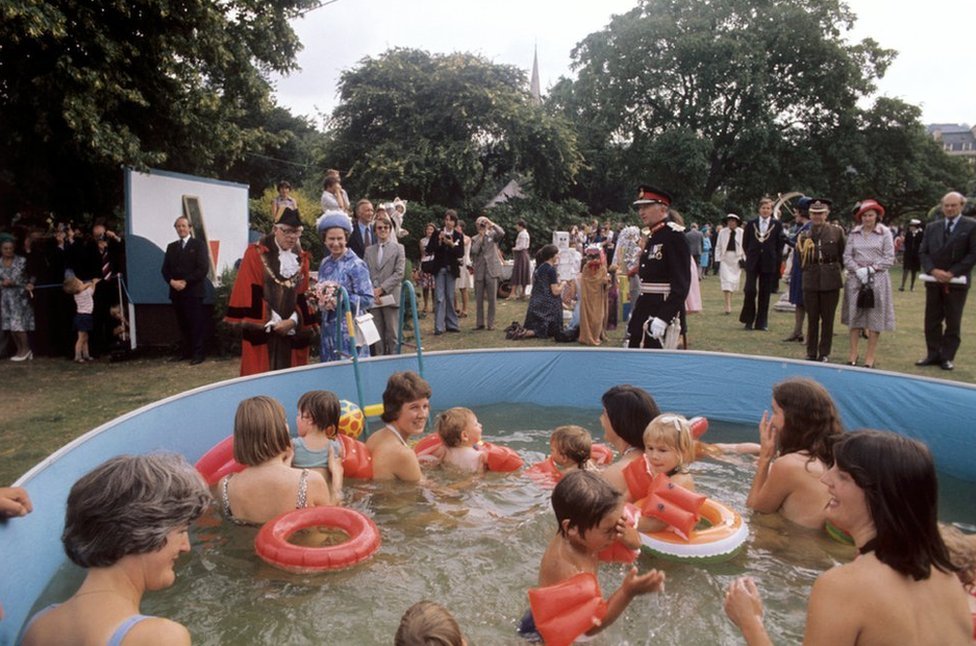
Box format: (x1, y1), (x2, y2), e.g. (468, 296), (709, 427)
(309, 280), (340, 312)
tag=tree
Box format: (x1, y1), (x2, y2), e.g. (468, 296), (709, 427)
(326, 48), (582, 210)
(0, 0), (317, 223)
(555, 0), (896, 212)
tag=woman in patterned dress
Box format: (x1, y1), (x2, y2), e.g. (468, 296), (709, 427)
(518, 245), (564, 340)
(842, 199), (895, 368)
(0, 239), (35, 361)
(316, 211), (374, 362)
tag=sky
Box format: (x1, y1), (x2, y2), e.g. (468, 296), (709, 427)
(271, 0), (976, 128)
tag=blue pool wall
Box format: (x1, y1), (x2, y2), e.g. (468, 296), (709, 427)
(3, 348), (975, 643)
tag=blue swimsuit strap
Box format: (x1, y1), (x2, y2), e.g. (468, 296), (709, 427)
(107, 614), (153, 646)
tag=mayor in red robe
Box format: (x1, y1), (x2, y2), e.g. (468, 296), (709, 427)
(225, 208), (316, 376)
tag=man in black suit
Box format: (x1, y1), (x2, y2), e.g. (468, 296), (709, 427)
(348, 199), (375, 259)
(739, 197), (786, 331)
(916, 192), (976, 371)
(161, 216), (210, 364)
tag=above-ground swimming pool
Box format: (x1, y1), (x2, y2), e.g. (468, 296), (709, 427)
(3, 349), (975, 644)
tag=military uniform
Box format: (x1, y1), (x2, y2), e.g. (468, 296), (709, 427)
(627, 220), (692, 348)
(797, 219), (845, 360)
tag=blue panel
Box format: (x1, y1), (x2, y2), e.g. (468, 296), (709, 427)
(3, 350), (974, 642)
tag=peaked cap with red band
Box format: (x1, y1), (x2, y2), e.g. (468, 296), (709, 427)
(633, 185), (673, 207)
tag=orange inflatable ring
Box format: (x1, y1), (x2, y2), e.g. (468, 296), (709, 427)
(195, 435), (244, 486)
(337, 434), (374, 479)
(528, 572), (607, 646)
(688, 415), (709, 439)
(413, 433), (444, 463)
(589, 442), (614, 466)
(413, 435), (523, 472)
(637, 496), (748, 563)
(255, 506), (381, 573)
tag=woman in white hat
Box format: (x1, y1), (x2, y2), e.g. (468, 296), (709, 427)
(716, 214), (745, 315)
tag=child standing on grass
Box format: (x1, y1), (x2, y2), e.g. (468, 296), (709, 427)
(63, 275), (98, 363)
(435, 407), (487, 473)
(292, 390), (344, 503)
(519, 470), (665, 642)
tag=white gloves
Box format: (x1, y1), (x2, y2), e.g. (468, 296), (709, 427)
(649, 317), (668, 339)
(855, 267), (872, 284)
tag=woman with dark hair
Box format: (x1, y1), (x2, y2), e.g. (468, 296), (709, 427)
(727, 429), (971, 644)
(746, 378), (843, 529)
(509, 219), (531, 300)
(514, 244), (564, 340)
(597, 384), (660, 495)
(22, 453), (211, 645)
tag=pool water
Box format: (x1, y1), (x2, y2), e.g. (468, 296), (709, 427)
(29, 404), (976, 645)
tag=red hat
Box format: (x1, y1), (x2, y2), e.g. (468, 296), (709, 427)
(852, 199), (885, 223)
(633, 185), (672, 207)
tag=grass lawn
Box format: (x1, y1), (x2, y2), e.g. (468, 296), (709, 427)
(1, 265), (971, 485)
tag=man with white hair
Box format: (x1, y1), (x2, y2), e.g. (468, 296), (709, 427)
(916, 191), (976, 371)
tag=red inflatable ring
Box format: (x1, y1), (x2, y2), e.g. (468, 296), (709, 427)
(195, 435), (245, 486)
(255, 506), (381, 573)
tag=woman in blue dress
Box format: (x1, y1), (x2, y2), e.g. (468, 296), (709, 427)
(517, 244), (565, 340)
(316, 211), (374, 361)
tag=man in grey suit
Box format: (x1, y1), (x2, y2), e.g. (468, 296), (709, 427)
(916, 191), (976, 371)
(470, 216), (505, 330)
(364, 212), (406, 355)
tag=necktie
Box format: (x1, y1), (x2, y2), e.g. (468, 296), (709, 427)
(182, 237), (188, 249)
(377, 243), (384, 266)
(945, 219), (953, 238)
(101, 249), (111, 280)
(760, 219), (768, 235)
(364, 226), (371, 247)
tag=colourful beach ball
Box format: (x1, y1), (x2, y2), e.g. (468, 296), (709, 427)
(338, 400), (365, 438)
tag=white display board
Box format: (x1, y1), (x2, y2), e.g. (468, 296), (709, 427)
(124, 168), (249, 305)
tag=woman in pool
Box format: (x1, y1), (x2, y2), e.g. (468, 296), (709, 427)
(22, 453), (210, 645)
(745, 378), (843, 529)
(597, 385), (660, 495)
(726, 429), (971, 644)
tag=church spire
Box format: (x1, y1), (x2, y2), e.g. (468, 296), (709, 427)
(530, 44), (541, 106)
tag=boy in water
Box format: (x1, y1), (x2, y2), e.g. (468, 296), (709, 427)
(291, 390), (344, 501)
(366, 371), (431, 482)
(436, 407), (487, 473)
(521, 470), (666, 640)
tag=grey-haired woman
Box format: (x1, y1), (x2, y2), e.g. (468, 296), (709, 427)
(23, 453), (211, 646)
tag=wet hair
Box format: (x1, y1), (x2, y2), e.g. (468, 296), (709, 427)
(939, 523), (976, 589)
(63, 276), (84, 295)
(62, 453), (211, 568)
(772, 378), (843, 464)
(395, 600), (464, 646)
(436, 407), (474, 448)
(535, 243), (558, 264)
(232, 396), (292, 465)
(296, 390), (341, 435)
(382, 372), (432, 423)
(551, 425), (592, 469)
(643, 413), (696, 470)
(832, 429), (957, 581)
(552, 470), (621, 538)
(601, 385), (660, 450)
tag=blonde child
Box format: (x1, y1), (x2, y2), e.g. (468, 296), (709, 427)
(366, 371), (431, 482)
(63, 275), (98, 363)
(550, 425), (594, 473)
(219, 396), (332, 525)
(630, 414), (697, 535)
(520, 470), (665, 641)
(435, 407), (486, 473)
(395, 601), (466, 646)
(292, 390), (344, 502)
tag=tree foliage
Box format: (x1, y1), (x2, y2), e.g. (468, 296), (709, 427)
(0, 0), (317, 223)
(326, 48), (582, 211)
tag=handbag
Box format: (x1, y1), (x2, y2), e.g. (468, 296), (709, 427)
(856, 275), (875, 309)
(353, 303), (380, 347)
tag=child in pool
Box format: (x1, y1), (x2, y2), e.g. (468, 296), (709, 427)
(598, 385), (660, 495)
(366, 371), (431, 482)
(395, 600), (466, 646)
(745, 378), (843, 529)
(521, 470), (665, 640)
(435, 407), (487, 473)
(939, 523), (976, 638)
(219, 396), (333, 525)
(549, 425), (595, 473)
(291, 390), (344, 502)
(630, 414), (697, 533)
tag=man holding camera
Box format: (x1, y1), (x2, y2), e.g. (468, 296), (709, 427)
(425, 209), (464, 335)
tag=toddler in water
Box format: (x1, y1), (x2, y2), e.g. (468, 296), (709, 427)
(63, 275), (98, 363)
(436, 407), (486, 473)
(395, 601), (465, 646)
(219, 396), (333, 525)
(521, 470), (665, 641)
(291, 390), (344, 502)
(940, 523), (976, 637)
(628, 414), (697, 535)
(549, 425), (595, 473)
